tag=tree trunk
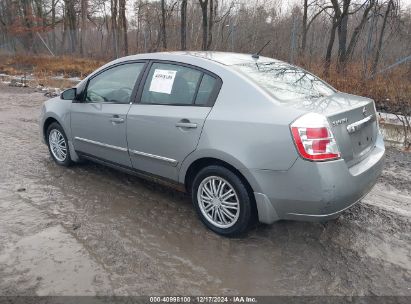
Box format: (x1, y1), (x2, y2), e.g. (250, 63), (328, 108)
(371, 0), (394, 77)
(180, 0), (187, 50)
(119, 0), (128, 55)
(301, 0), (308, 55)
(61, 9), (67, 53)
(0, 0), (13, 52)
(33, 0), (44, 29)
(111, 0), (119, 58)
(136, 1), (143, 52)
(51, 0), (56, 52)
(161, 0), (167, 49)
(80, 0), (87, 56)
(324, 17), (338, 76)
(345, 0), (376, 63)
(207, 0), (214, 49)
(336, 0), (350, 73)
(104, 13), (110, 56)
(21, 0), (34, 53)
(64, 0), (77, 53)
(199, 0), (208, 51)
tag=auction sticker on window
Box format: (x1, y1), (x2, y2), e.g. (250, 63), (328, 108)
(149, 69), (177, 94)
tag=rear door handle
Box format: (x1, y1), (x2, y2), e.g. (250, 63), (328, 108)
(110, 115), (125, 124)
(176, 121), (197, 129)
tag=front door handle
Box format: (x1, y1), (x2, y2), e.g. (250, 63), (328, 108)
(176, 121), (197, 129)
(110, 115), (125, 124)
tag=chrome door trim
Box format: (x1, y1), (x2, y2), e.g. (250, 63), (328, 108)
(346, 114), (376, 134)
(74, 137), (128, 152)
(129, 149), (178, 166)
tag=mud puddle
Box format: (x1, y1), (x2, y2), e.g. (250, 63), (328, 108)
(0, 83), (410, 296)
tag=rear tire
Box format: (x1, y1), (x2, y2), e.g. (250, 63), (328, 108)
(46, 122), (73, 167)
(192, 165), (253, 237)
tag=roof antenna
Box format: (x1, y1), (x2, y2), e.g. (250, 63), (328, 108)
(252, 40), (271, 59)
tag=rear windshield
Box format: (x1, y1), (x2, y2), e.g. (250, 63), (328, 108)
(233, 62), (336, 102)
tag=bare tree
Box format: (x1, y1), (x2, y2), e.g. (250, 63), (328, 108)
(160, 0), (167, 49)
(301, 1), (333, 56)
(199, 0), (208, 50)
(111, 0), (119, 58)
(324, 14), (338, 76)
(331, 0), (350, 72)
(51, 0), (58, 52)
(64, 0), (77, 53)
(0, 0), (408, 83)
(119, 0), (128, 55)
(20, 0), (35, 52)
(180, 0), (187, 50)
(372, 0), (395, 76)
(80, 0), (88, 56)
(330, 0), (376, 73)
(207, 0), (214, 49)
(301, 0), (309, 55)
(345, 0), (376, 62)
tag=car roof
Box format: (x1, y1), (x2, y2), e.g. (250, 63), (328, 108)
(178, 51), (276, 66)
(124, 51), (278, 66)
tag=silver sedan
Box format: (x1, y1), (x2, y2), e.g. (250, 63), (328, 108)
(40, 52), (385, 236)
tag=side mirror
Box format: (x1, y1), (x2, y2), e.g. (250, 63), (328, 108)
(61, 88), (77, 100)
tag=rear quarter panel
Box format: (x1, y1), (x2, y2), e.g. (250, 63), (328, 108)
(178, 65), (304, 185)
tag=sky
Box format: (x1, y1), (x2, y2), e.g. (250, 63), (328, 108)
(253, 0), (411, 12)
(125, 0), (411, 18)
(280, 0), (411, 12)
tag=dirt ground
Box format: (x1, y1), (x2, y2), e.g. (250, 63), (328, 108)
(0, 83), (410, 296)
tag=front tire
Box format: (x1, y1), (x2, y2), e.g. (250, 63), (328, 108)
(192, 165), (254, 237)
(47, 122), (73, 167)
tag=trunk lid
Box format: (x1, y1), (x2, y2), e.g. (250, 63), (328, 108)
(286, 92), (378, 166)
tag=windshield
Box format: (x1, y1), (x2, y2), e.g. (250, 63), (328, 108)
(233, 61), (336, 102)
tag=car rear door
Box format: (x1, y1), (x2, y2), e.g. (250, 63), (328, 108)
(126, 61), (222, 180)
(71, 61), (146, 167)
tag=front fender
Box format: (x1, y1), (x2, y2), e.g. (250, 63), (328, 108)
(40, 98), (80, 162)
(40, 98), (73, 141)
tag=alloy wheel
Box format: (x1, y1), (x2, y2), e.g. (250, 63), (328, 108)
(49, 129), (67, 162)
(197, 176), (240, 229)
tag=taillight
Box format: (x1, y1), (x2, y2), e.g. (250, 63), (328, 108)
(290, 113), (340, 161)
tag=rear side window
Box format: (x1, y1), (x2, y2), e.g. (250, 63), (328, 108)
(195, 74), (217, 105)
(141, 63), (202, 105)
(233, 62), (336, 102)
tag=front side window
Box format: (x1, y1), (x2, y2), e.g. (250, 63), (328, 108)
(85, 62), (145, 103)
(233, 62), (336, 102)
(141, 63), (203, 105)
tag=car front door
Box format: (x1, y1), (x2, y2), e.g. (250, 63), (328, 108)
(127, 61), (222, 180)
(71, 61), (146, 167)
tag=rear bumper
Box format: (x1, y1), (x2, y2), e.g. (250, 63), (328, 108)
(251, 134), (385, 224)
